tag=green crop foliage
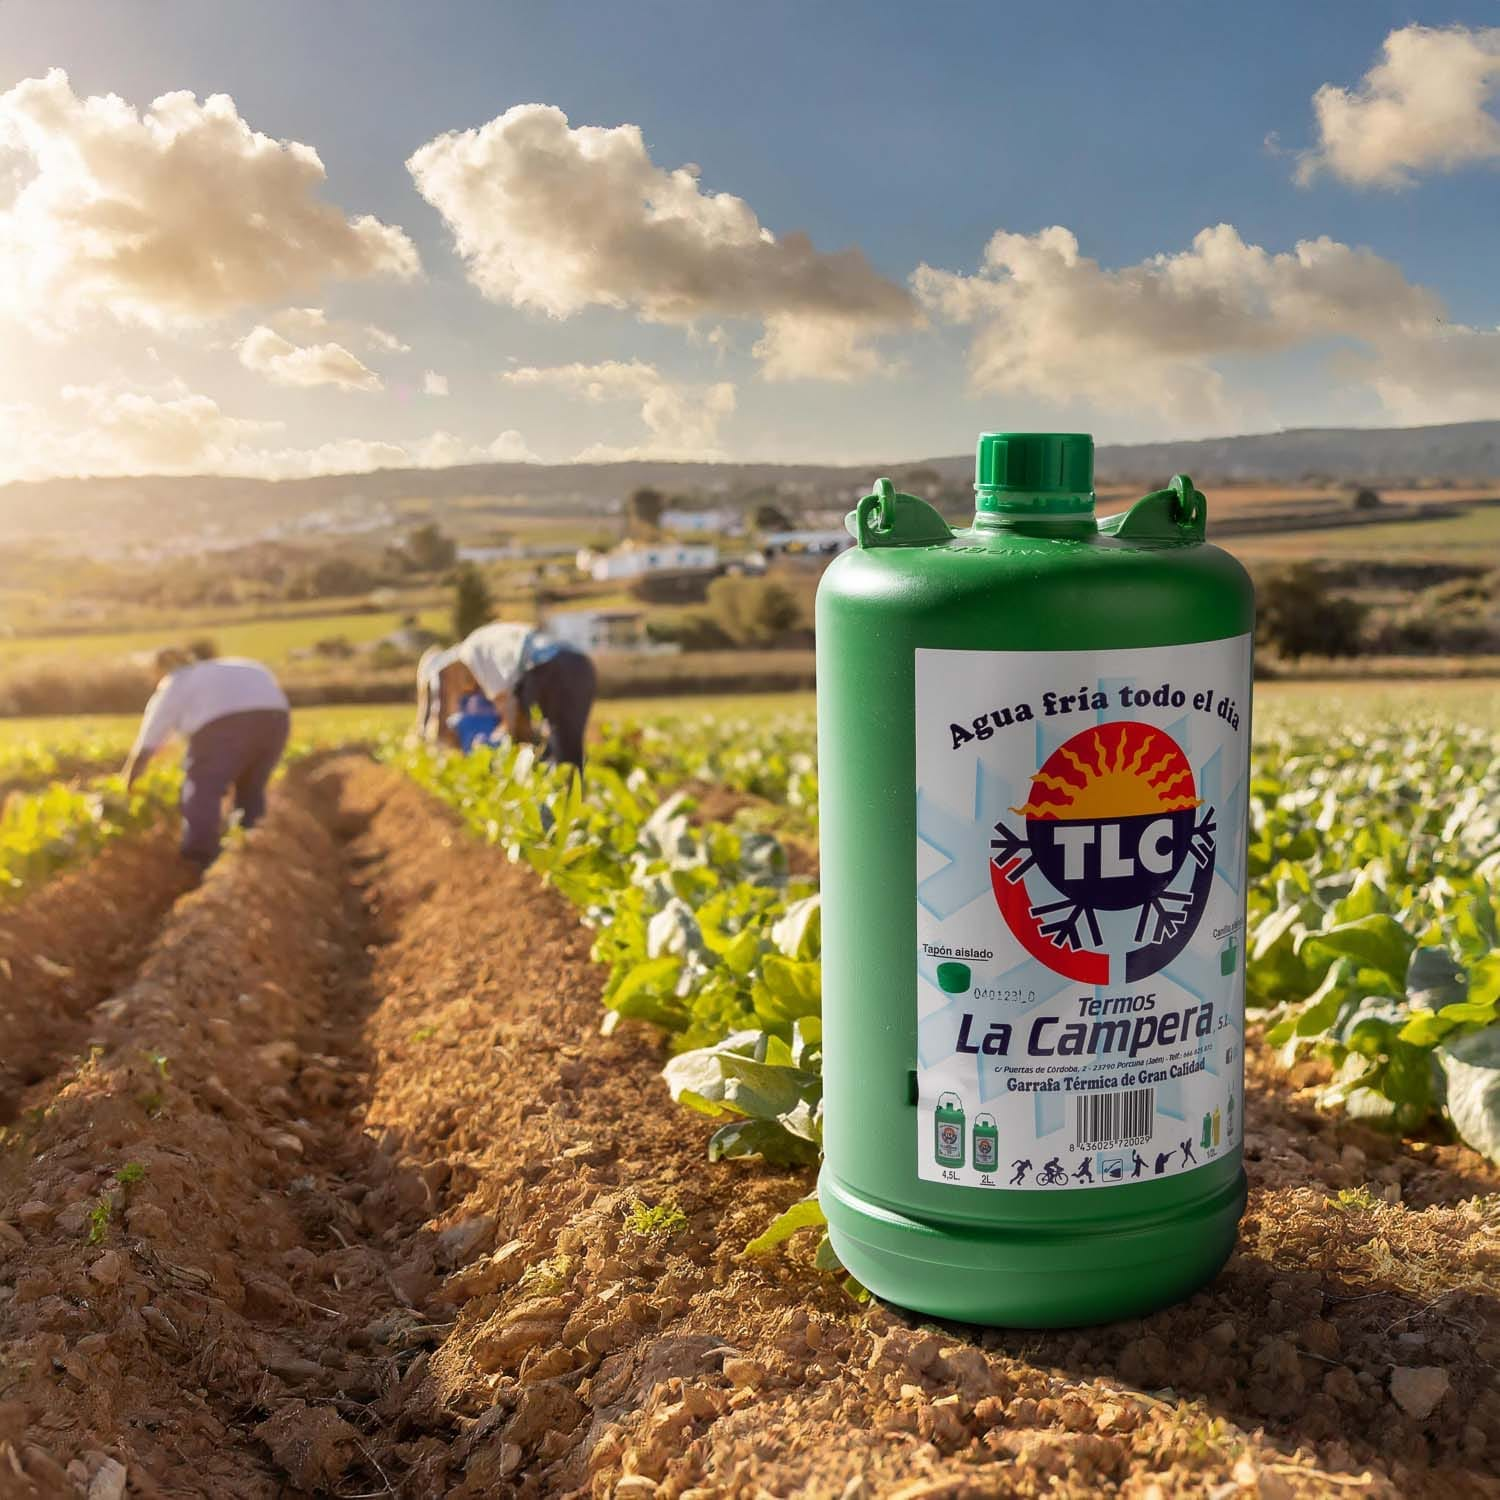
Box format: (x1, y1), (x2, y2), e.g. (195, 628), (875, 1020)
(0, 764), (181, 902)
(0, 728), (133, 788)
(1246, 720), (1500, 1159)
(391, 712), (1500, 1199)
(84, 1198), (112, 1245)
(624, 1199), (688, 1239)
(593, 715), (819, 830)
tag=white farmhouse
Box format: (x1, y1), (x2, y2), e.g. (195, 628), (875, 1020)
(576, 540), (720, 582)
(662, 508), (739, 534)
(543, 606), (679, 655)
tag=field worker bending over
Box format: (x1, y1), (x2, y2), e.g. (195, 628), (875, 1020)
(456, 621), (597, 769)
(124, 649), (291, 868)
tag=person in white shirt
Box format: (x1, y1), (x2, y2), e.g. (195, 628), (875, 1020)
(455, 621), (596, 769)
(124, 648), (292, 867)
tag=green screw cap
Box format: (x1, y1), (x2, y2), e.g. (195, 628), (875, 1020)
(975, 432), (1094, 515)
(936, 961), (971, 994)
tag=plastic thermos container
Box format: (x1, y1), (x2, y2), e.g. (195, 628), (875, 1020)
(816, 432), (1254, 1326)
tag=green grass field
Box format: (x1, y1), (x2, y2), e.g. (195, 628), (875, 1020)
(1, 677), (1495, 752)
(1226, 503), (1500, 565)
(0, 608), (449, 668)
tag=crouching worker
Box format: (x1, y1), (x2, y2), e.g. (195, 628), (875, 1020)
(415, 644), (488, 748)
(124, 649), (291, 868)
(457, 622), (596, 770)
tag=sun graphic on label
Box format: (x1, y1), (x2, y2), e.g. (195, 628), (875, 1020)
(990, 721), (1217, 984)
(1011, 722), (1203, 821)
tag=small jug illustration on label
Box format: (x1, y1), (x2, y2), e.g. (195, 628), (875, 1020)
(934, 1093), (966, 1168)
(1220, 937), (1238, 975)
(973, 1113), (999, 1172)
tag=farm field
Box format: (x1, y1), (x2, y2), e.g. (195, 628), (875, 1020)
(1225, 500), (1500, 566)
(0, 691), (1496, 1496)
(0, 608), (450, 670)
(2, 676), (1498, 755)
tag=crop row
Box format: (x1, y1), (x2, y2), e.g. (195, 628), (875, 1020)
(386, 738), (834, 1252)
(0, 727), (133, 791)
(391, 712), (1500, 1175)
(1247, 721), (1500, 1159)
(593, 717), (818, 824)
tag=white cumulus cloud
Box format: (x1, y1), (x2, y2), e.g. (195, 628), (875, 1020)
(0, 69), (420, 329)
(0, 381), (275, 481)
(268, 307), (411, 353)
(1298, 25), (1500, 188)
(408, 104), (915, 380)
(912, 222), (1497, 427)
(238, 324), (383, 391)
(423, 370), (450, 397)
(503, 359), (736, 459)
(0, 377), (535, 482)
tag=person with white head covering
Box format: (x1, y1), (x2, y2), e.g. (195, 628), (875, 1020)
(414, 643), (480, 746)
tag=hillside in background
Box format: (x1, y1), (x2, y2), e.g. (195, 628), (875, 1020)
(2, 420), (1499, 552)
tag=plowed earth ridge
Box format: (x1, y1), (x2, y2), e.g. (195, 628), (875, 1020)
(0, 756), (1495, 1498)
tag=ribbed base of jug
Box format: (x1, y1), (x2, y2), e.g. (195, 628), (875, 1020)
(819, 1166), (1246, 1328)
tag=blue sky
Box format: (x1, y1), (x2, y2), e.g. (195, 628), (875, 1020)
(2, 0), (1498, 477)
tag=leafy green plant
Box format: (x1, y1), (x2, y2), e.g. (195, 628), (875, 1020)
(85, 1198), (112, 1245)
(517, 1253), (575, 1296)
(0, 764), (181, 902)
(624, 1199), (688, 1239)
(1249, 722), (1500, 1156)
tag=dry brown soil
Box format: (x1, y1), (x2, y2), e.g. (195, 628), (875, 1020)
(0, 757), (1496, 1498)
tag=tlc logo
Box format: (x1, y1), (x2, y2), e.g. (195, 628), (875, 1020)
(1046, 818), (1178, 882)
(989, 721), (1218, 984)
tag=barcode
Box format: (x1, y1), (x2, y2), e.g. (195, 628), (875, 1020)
(1075, 1087), (1154, 1148)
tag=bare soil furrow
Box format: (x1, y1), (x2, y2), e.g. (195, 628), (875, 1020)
(319, 760), (1499, 1499)
(1, 756), (1496, 1499)
(0, 768), (423, 1497)
(0, 828), (196, 1124)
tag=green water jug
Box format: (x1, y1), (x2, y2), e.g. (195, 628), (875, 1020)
(973, 1113), (1000, 1174)
(933, 1091), (966, 1169)
(816, 431), (1253, 1327)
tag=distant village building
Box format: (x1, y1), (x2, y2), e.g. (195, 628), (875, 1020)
(458, 542), (577, 564)
(576, 540), (719, 582)
(544, 606), (679, 655)
(661, 507), (741, 535)
(760, 529), (854, 565)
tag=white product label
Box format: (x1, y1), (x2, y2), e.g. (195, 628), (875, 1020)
(915, 636), (1251, 1191)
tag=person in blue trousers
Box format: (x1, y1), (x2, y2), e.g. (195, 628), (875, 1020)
(124, 648), (291, 869)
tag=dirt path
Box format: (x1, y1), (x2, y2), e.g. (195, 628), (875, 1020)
(0, 759), (1497, 1497)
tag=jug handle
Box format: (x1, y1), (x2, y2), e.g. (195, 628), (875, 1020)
(850, 477), (955, 549)
(1096, 473), (1206, 541)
